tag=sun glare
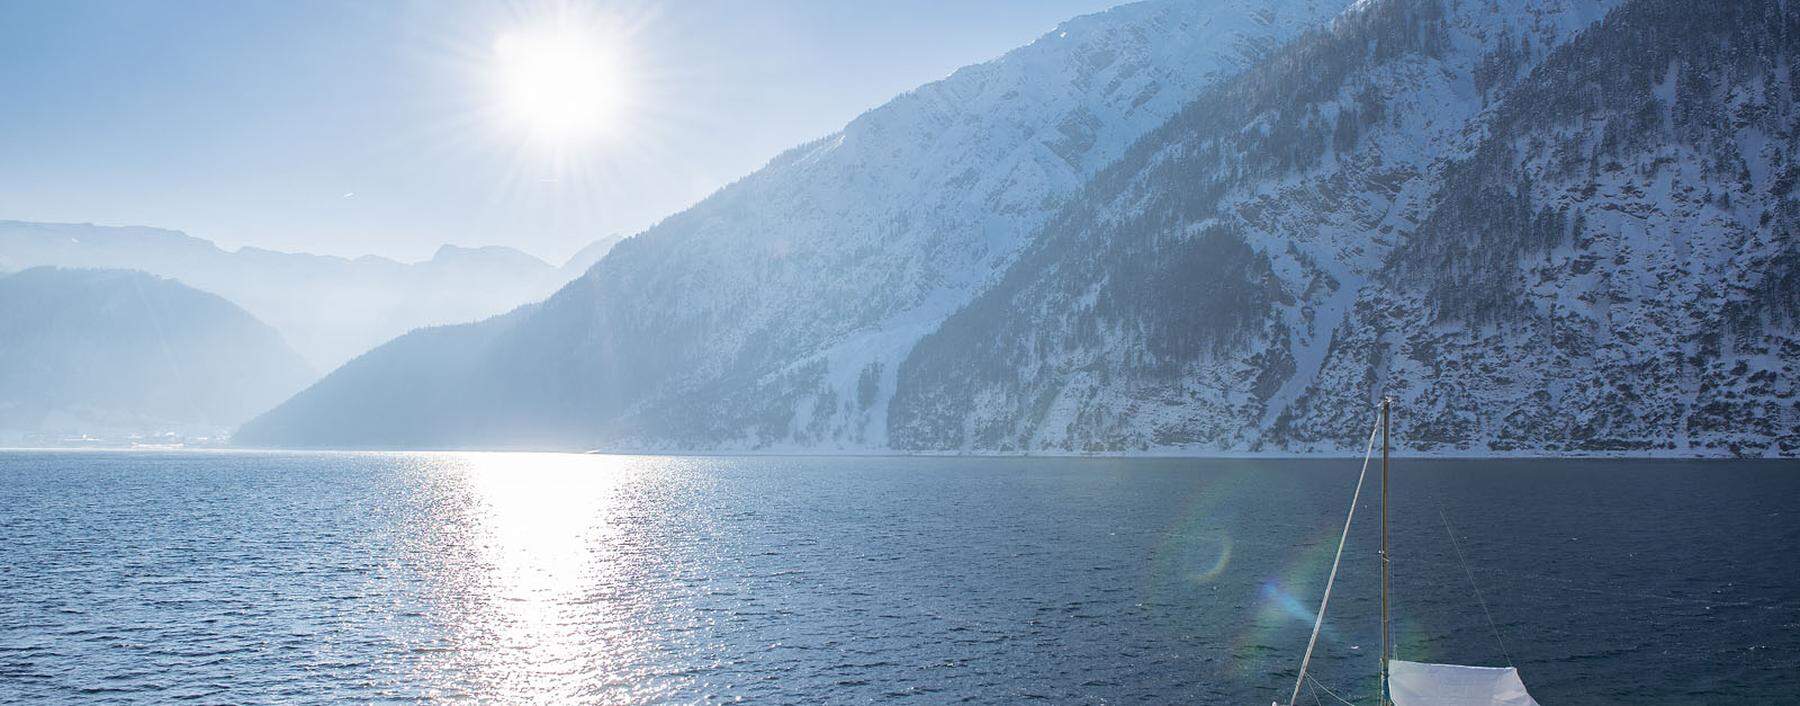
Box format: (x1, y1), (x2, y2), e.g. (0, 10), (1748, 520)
(493, 25), (627, 146)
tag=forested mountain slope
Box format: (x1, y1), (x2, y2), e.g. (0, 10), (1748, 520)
(893, 0), (1796, 457)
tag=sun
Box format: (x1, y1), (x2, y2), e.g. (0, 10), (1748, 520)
(492, 25), (627, 146)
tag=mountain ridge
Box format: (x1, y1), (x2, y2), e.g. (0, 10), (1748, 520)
(0, 219), (621, 369)
(239, 0), (1796, 457)
(0, 266), (312, 441)
(238, 0), (1354, 450)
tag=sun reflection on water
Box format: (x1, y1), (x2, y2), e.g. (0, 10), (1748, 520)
(461, 452), (625, 591)
(405, 451), (659, 703)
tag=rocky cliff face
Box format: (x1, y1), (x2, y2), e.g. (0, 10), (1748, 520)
(1272, 0), (1800, 457)
(893, 0), (1796, 457)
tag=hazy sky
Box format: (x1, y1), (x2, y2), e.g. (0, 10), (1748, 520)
(0, 0), (1123, 263)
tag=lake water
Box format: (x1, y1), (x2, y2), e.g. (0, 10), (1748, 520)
(0, 452), (1795, 704)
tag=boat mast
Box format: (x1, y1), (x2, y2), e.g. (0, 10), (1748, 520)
(1380, 397), (1391, 706)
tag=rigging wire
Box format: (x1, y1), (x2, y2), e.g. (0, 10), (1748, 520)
(1285, 408), (1383, 706)
(1307, 675), (1362, 706)
(1438, 503), (1515, 667)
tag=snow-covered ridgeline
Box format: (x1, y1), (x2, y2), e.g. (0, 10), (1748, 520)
(241, 0), (1798, 457)
(240, 0), (1355, 450)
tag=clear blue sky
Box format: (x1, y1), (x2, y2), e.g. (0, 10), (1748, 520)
(0, 0), (1123, 262)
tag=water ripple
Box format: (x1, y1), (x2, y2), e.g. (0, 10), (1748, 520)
(1, 452), (1796, 703)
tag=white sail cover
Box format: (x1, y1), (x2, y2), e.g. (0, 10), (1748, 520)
(1388, 660), (1541, 706)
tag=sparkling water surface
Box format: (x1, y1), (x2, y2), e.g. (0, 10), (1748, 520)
(1, 452), (1795, 704)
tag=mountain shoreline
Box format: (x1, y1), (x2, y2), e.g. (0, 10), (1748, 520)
(4, 444), (1777, 460)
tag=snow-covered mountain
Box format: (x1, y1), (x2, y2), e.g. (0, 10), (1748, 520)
(893, 0), (1796, 457)
(0, 267), (312, 442)
(0, 221), (620, 369)
(1273, 0), (1800, 457)
(241, 0), (1796, 457)
(237, 0), (1351, 449)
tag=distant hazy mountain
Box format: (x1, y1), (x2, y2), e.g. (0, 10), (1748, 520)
(0, 267), (312, 440)
(0, 220), (622, 369)
(241, 0), (1796, 457)
(560, 233), (627, 277)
